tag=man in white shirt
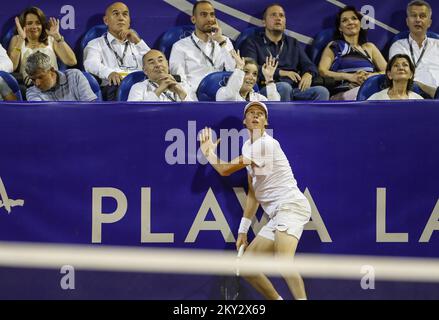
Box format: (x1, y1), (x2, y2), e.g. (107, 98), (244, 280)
(169, 0), (235, 93)
(83, 2), (150, 100)
(199, 101), (311, 300)
(389, 0), (439, 96)
(128, 49), (193, 102)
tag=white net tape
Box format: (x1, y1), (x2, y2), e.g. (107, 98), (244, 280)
(1, 241), (439, 282)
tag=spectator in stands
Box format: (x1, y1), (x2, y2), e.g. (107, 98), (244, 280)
(389, 0), (439, 97)
(169, 0), (235, 93)
(8, 7), (77, 87)
(240, 3), (329, 101)
(25, 51), (97, 101)
(0, 44), (16, 100)
(128, 49), (193, 101)
(368, 54), (423, 100)
(84, 2), (150, 101)
(318, 6), (387, 100)
(216, 50), (280, 101)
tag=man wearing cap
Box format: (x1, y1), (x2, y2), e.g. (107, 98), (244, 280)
(199, 101), (311, 300)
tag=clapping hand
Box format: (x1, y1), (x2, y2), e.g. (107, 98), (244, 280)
(230, 49), (245, 70)
(46, 17), (61, 39)
(262, 56), (278, 82)
(14, 17), (26, 40)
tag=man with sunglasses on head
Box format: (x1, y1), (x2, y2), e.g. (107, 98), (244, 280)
(84, 2), (150, 101)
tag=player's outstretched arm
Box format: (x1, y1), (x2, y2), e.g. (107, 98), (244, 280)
(236, 174), (259, 250)
(199, 127), (249, 176)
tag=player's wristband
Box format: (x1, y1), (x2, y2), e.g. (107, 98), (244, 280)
(238, 217), (252, 234)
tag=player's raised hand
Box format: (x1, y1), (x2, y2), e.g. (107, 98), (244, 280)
(199, 127), (221, 157)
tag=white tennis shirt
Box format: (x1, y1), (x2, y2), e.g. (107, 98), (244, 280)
(242, 132), (308, 218)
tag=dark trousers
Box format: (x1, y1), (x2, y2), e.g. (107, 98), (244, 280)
(101, 85), (119, 101)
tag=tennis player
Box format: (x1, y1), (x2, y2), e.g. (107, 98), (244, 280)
(199, 101), (311, 300)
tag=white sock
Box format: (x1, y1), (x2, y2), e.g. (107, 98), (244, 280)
(297, 298), (307, 300)
(277, 296), (283, 300)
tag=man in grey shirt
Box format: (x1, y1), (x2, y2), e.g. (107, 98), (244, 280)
(26, 51), (97, 101)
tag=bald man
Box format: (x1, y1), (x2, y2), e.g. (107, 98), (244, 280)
(128, 49), (194, 101)
(84, 2), (150, 100)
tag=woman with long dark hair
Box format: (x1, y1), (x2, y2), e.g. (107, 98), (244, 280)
(318, 6), (387, 100)
(8, 7), (77, 86)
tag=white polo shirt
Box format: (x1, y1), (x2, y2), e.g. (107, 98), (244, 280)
(389, 34), (439, 87)
(242, 132), (308, 218)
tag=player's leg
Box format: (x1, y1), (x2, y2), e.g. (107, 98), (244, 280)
(242, 235), (280, 300)
(274, 230), (307, 300)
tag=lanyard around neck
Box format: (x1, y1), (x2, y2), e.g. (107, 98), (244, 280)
(104, 32), (130, 67)
(263, 36), (284, 60)
(408, 37), (428, 68)
(190, 35), (215, 67)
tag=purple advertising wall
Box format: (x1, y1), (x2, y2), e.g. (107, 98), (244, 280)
(0, 101), (438, 299)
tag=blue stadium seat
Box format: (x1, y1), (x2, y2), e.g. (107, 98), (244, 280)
(80, 24), (108, 52)
(0, 71), (23, 101)
(235, 26), (264, 51)
(308, 28), (334, 64)
(357, 74), (424, 100)
(196, 71), (259, 101)
(157, 25), (195, 59)
(117, 71), (147, 101)
(1, 26), (16, 50)
(82, 71), (102, 101)
(356, 74), (386, 100)
(389, 30), (439, 47)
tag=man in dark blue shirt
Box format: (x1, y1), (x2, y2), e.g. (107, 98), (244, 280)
(240, 4), (329, 101)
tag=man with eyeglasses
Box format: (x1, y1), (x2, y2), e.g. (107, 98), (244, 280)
(389, 0), (439, 98)
(84, 2), (150, 101)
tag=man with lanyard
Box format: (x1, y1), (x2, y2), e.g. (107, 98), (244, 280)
(128, 49), (194, 101)
(169, 0), (235, 96)
(84, 2), (150, 101)
(239, 3), (329, 101)
(389, 0), (439, 98)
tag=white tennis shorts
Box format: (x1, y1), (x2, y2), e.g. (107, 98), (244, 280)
(258, 199), (311, 241)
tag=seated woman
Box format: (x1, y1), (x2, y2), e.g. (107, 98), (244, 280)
(368, 54), (423, 100)
(8, 7), (77, 87)
(0, 77), (17, 101)
(216, 50), (280, 101)
(318, 6), (387, 100)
